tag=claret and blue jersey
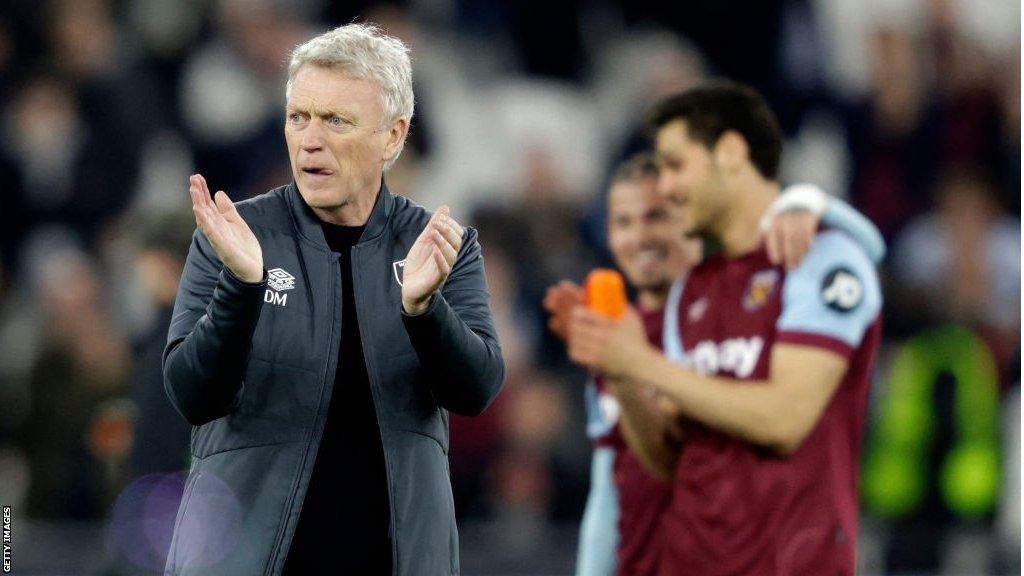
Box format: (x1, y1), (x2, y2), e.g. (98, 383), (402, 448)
(579, 307), (672, 576)
(659, 228), (882, 576)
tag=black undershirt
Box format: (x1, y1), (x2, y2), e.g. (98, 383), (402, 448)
(283, 223), (392, 574)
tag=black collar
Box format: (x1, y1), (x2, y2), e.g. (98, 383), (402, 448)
(285, 179), (393, 251)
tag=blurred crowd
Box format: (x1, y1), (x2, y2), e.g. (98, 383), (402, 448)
(0, 0), (1018, 574)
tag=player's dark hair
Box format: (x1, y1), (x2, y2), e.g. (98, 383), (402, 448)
(646, 82), (782, 180)
(610, 152), (659, 186)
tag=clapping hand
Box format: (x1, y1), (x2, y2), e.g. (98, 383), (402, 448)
(543, 280), (584, 343)
(189, 174), (263, 283)
(402, 205), (464, 315)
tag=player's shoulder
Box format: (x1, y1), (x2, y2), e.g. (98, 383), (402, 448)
(806, 228), (876, 266)
(785, 229), (882, 315)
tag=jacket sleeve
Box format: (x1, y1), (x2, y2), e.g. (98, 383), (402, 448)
(163, 229), (266, 426)
(821, 195), (886, 264)
(401, 227), (505, 416)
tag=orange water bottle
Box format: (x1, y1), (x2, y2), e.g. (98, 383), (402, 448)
(584, 269), (627, 319)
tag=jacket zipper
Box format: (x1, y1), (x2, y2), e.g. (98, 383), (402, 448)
(351, 244), (401, 575)
(264, 252), (343, 573)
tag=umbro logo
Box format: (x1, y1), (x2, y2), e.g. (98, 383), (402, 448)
(688, 297), (709, 323)
(264, 267), (295, 307)
(267, 268), (296, 292)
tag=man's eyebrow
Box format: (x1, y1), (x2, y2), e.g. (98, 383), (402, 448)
(286, 102), (345, 116)
(315, 109), (348, 118)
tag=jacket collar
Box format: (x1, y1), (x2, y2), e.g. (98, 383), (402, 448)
(285, 179), (394, 251)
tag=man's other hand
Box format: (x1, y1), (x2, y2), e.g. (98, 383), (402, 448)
(762, 183), (828, 270)
(543, 280), (584, 343)
(189, 174), (264, 283)
(567, 307), (651, 378)
(402, 205), (464, 315)
(765, 210), (818, 271)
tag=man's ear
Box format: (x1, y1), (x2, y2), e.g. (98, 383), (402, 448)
(383, 117), (410, 163)
(713, 130), (748, 175)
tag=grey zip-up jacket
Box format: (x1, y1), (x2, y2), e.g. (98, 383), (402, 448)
(163, 182), (504, 575)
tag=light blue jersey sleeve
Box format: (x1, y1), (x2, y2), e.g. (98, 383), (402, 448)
(662, 275), (687, 363)
(776, 230), (882, 355)
(576, 446), (620, 576)
(821, 196), (887, 264)
(584, 379), (616, 441)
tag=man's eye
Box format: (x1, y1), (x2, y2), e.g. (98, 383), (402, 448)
(288, 113), (306, 124)
(329, 116), (346, 127)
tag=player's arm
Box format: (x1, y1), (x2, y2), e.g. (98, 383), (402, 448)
(570, 230), (881, 455)
(821, 195), (886, 263)
(569, 311), (689, 467)
(616, 344), (846, 455)
(579, 321), (846, 455)
(553, 280), (684, 478)
(605, 378), (681, 479)
(764, 183), (886, 269)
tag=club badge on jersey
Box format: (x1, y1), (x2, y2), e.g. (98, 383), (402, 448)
(393, 259), (406, 287)
(743, 269), (780, 311)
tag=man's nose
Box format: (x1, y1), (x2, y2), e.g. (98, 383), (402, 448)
(300, 123), (325, 152)
(617, 224), (643, 249)
(655, 173), (673, 198)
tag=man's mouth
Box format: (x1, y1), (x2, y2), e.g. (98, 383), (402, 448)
(634, 247), (667, 267)
(302, 167), (334, 176)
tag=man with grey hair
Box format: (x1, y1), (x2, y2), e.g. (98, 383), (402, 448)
(163, 23), (504, 575)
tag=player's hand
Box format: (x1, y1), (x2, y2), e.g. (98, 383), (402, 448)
(402, 205), (464, 315)
(765, 210), (818, 271)
(189, 174), (263, 283)
(567, 307), (650, 378)
(543, 280), (584, 343)
(762, 183), (828, 270)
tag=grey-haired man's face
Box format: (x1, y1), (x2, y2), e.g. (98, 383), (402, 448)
(284, 65), (396, 212)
